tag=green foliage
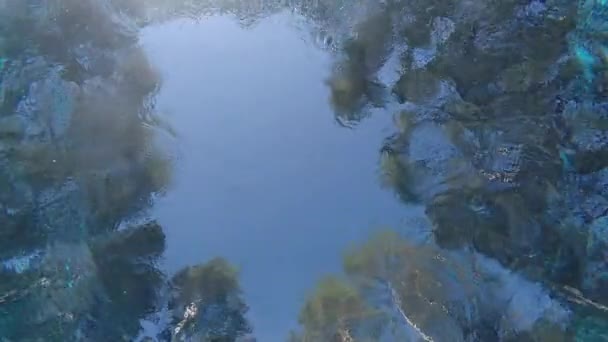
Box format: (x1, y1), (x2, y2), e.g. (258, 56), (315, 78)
(300, 276), (366, 327)
(344, 229), (479, 304)
(343, 230), (405, 281)
(327, 68), (368, 123)
(326, 8), (392, 126)
(172, 258), (240, 305)
(170, 258), (252, 342)
(298, 276), (374, 341)
(84, 222), (167, 340)
(393, 69), (441, 104)
(379, 150), (419, 203)
(293, 230), (494, 341)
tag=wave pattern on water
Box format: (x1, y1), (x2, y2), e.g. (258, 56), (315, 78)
(1, 0), (608, 341)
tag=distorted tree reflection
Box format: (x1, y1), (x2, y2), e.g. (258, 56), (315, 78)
(165, 258), (253, 342)
(327, 10), (392, 126)
(82, 221), (165, 340)
(117, 0), (395, 127)
(343, 230), (484, 341)
(293, 276), (383, 342)
(0, 222), (168, 341)
(293, 229), (573, 341)
(0, 0), (174, 340)
(68, 45), (173, 232)
(3, 0), (608, 340)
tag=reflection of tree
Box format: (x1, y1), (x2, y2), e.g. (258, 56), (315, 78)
(167, 258), (252, 342)
(0, 1), (174, 340)
(290, 231), (468, 341)
(0, 222), (167, 341)
(295, 276), (380, 342)
(327, 10), (392, 126)
(343, 230), (483, 342)
(68, 45), (172, 232)
(379, 146), (419, 203)
(118, 0), (394, 126)
(326, 64), (369, 126)
(294, 230), (573, 341)
(87, 221), (167, 340)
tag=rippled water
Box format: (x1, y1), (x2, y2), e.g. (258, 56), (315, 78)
(3, 0), (608, 341)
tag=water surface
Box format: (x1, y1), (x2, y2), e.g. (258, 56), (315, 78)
(142, 13), (411, 339)
(3, 1), (608, 340)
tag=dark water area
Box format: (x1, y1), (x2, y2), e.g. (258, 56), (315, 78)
(3, 0), (608, 341)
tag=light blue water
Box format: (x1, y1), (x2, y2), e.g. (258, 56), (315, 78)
(142, 13), (412, 340)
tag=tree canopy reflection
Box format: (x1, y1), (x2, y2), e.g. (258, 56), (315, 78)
(292, 229), (573, 341)
(2, 0), (608, 340)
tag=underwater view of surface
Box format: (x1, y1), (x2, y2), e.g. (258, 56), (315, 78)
(2, 0), (608, 341)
